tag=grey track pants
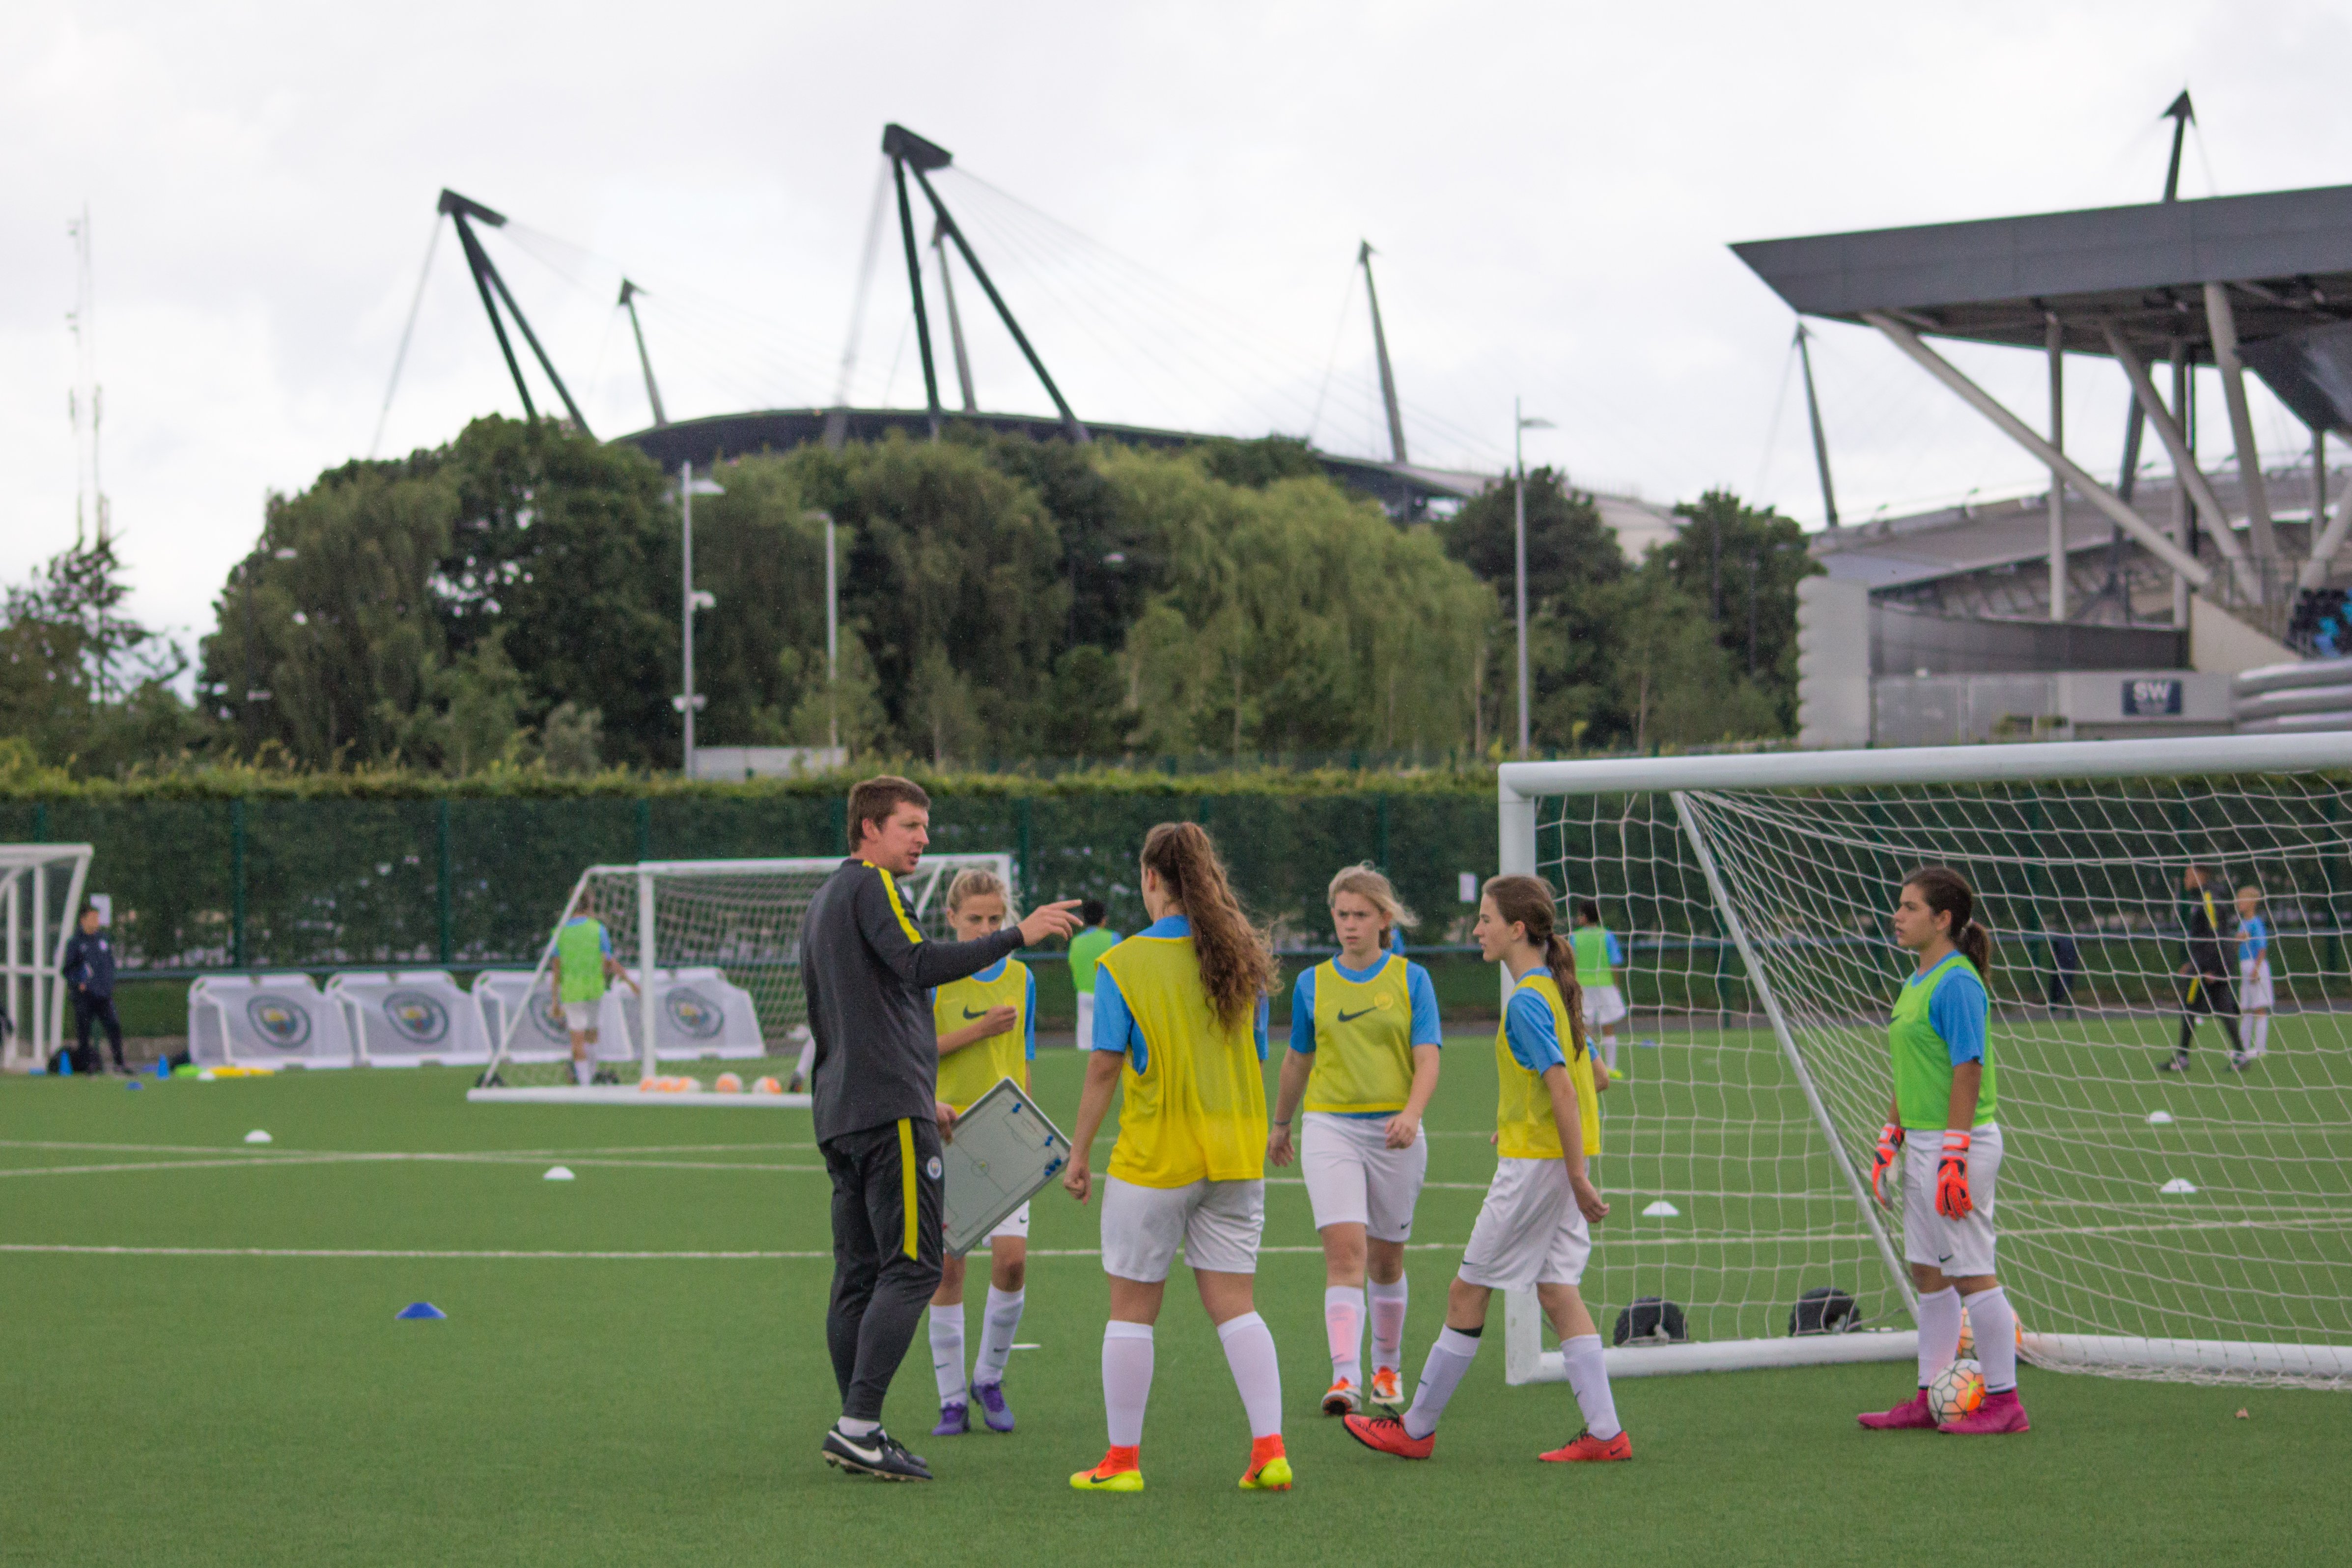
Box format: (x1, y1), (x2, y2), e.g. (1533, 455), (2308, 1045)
(821, 1118), (945, 1423)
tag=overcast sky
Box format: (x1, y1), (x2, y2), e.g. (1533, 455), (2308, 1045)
(8, 0), (2352, 657)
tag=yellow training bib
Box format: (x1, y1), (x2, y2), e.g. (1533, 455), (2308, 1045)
(1494, 972), (1601, 1161)
(1100, 936), (1266, 1188)
(1303, 955), (1415, 1114)
(933, 960), (1029, 1114)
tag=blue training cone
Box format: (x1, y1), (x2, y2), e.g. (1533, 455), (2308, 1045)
(396, 1302), (447, 1320)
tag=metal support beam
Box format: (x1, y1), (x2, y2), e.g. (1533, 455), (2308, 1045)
(2173, 345), (2194, 627)
(933, 224), (979, 414)
(2205, 282), (2281, 570)
(889, 154), (943, 439)
(2104, 329), (2250, 573)
(440, 195), (591, 436)
(2046, 314), (2066, 621)
(2300, 462), (2352, 595)
(618, 280), (667, 427)
(908, 164), (1088, 443)
(1796, 323), (1838, 527)
(1360, 241), (1408, 465)
(1863, 313), (2210, 587)
(448, 210), (535, 422)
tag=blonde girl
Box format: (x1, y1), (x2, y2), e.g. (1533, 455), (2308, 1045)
(1268, 864), (1443, 1416)
(925, 868), (1037, 1436)
(1064, 822), (1291, 1494)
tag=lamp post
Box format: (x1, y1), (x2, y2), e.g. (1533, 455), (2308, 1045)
(806, 510), (838, 754)
(676, 461), (724, 773)
(1513, 399), (1555, 757)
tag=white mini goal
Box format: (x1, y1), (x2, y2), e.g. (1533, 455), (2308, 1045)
(1498, 734), (2352, 1389)
(1, 844), (93, 1072)
(468, 854), (1014, 1104)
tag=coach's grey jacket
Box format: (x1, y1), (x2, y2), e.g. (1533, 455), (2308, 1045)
(800, 857), (1024, 1146)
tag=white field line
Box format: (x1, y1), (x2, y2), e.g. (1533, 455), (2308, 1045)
(0, 1153), (826, 1179)
(0, 1139), (810, 1157)
(0, 1242), (1471, 1262)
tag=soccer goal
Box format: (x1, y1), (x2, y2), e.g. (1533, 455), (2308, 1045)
(468, 854), (1014, 1105)
(1498, 733), (2352, 1390)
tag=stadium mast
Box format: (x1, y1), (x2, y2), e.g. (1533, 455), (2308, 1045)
(65, 207), (109, 545)
(618, 280), (668, 427)
(438, 189), (593, 436)
(1358, 241), (1408, 465)
(882, 123), (1088, 444)
(1794, 322), (1837, 528)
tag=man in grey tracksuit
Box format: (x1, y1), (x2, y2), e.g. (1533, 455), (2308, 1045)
(804, 777), (1077, 1481)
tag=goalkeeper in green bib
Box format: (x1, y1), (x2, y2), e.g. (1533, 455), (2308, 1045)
(550, 894), (641, 1087)
(1857, 866), (2028, 1435)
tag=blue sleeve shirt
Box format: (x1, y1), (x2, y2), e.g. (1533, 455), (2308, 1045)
(1289, 958), (1443, 1056)
(1091, 915), (1268, 1072)
(1504, 983), (1567, 1074)
(1606, 931), (1624, 966)
(1928, 963), (1989, 1066)
(2239, 915), (2268, 967)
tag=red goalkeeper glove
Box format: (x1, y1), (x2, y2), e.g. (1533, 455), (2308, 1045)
(1869, 1123), (1903, 1206)
(1935, 1130), (1973, 1219)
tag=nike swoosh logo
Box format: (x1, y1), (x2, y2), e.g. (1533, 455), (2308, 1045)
(1336, 1007), (1376, 1024)
(962, 1007), (991, 1020)
(831, 1434), (883, 1464)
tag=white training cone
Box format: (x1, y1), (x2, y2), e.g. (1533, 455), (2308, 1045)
(1642, 1199), (1680, 1217)
(244, 1130), (273, 1145)
(2159, 1176), (2197, 1194)
(2146, 1110), (2175, 1126)
(544, 1166), (576, 1181)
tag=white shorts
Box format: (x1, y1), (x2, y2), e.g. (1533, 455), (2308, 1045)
(952, 1203), (1028, 1255)
(1457, 1158), (1592, 1292)
(1582, 985), (1627, 1028)
(1300, 1112), (1428, 1241)
(562, 1000), (599, 1035)
(1099, 1176), (1264, 1281)
(1075, 990), (1096, 1050)
(1902, 1121), (2002, 1277)
(2240, 959), (2274, 1012)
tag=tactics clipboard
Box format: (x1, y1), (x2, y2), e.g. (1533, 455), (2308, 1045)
(940, 1076), (1071, 1257)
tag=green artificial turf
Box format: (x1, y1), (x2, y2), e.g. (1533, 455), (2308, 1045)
(3, 1039), (2346, 1568)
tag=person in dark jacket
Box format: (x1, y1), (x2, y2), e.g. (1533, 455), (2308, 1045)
(60, 904), (128, 1075)
(2164, 865), (2242, 1073)
(802, 775), (1080, 1482)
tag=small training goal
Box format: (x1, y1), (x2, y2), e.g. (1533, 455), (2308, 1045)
(468, 854), (1013, 1106)
(1499, 733), (2352, 1389)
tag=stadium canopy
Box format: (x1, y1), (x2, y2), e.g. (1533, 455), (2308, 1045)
(1732, 182), (2352, 617)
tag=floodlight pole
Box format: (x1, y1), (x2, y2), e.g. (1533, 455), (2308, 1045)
(677, 464), (723, 773)
(810, 509), (840, 753)
(1514, 401), (1530, 757)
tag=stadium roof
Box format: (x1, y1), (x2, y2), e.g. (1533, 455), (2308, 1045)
(1732, 183), (2352, 363)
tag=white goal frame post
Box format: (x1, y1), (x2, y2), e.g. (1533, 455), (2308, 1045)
(1497, 734), (2352, 1387)
(2, 844), (93, 1073)
(469, 853), (1015, 1105)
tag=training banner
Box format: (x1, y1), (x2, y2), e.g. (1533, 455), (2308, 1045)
(188, 975), (355, 1068)
(325, 971), (493, 1065)
(645, 967), (767, 1060)
(472, 971), (635, 1064)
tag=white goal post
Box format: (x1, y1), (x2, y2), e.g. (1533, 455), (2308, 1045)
(1499, 734), (2352, 1389)
(2, 844), (93, 1073)
(468, 854), (1014, 1106)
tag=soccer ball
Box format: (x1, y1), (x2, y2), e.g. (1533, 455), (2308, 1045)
(714, 1073), (743, 1094)
(1928, 1358), (1985, 1424)
(752, 1076), (783, 1095)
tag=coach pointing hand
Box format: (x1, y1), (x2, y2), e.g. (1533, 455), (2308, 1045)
(803, 775), (1080, 1482)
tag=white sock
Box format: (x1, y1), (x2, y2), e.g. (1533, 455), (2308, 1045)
(2250, 1014), (2270, 1056)
(794, 1037), (816, 1082)
(1324, 1285), (1365, 1386)
(1915, 1286), (1961, 1388)
(1102, 1321), (1153, 1447)
(929, 1302), (967, 1404)
(1964, 1287), (2019, 1394)
(1216, 1311), (1284, 1440)
(972, 1286), (1024, 1388)
(837, 1415), (879, 1437)
(572, 1058), (592, 1086)
(1369, 1275), (1408, 1373)
(1558, 1333), (1621, 1441)
(1402, 1325), (1480, 1439)
(1601, 1032), (1618, 1070)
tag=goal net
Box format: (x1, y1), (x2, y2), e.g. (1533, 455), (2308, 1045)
(469, 854), (1014, 1104)
(1499, 734), (2352, 1389)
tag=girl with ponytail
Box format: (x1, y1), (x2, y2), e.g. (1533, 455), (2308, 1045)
(1859, 866), (2028, 1435)
(1344, 873), (1630, 1466)
(1062, 822), (1290, 1494)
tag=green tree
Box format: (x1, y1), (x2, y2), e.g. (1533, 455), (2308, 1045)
(1656, 490), (1819, 730)
(1, 534), (206, 774)
(1600, 562), (1779, 750)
